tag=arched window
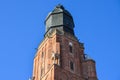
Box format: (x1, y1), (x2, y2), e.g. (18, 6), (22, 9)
(70, 61), (74, 71)
(69, 42), (73, 53)
(41, 52), (44, 58)
(69, 45), (72, 53)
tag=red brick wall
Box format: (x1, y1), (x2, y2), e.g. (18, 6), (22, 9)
(32, 31), (97, 80)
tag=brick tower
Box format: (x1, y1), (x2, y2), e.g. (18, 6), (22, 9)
(31, 4), (98, 80)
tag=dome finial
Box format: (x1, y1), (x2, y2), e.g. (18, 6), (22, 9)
(56, 4), (64, 10)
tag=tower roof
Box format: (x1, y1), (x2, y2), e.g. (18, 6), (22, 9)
(52, 4), (72, 17)
(46, 4), (72, 21)
(45, 4), (75, 36)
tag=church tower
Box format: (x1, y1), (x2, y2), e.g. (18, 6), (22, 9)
(32, 4), (98, 80)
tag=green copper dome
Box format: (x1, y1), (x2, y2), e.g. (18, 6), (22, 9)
(45, 4), (75, 36)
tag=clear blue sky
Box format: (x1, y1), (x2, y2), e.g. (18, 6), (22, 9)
(0, 0), (120, 80)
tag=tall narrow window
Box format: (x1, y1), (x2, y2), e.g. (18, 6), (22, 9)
(69, 45), (72, 53)
(70, 61), (74, 71)
(41, 52), (44, 58)
(69, 42), (73, 53)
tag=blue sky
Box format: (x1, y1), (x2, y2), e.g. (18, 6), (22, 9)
(0, 0), (120, 80)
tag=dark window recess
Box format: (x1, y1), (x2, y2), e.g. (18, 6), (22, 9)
(70, 61), (74, 71)
(41, 52), (44, 58)
(69, 45), (73, 53)
(41, 68), (43, 76)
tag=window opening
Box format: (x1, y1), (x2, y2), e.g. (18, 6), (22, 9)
(70, 61), (74, 71)
(41, 52), (44, 58)
(69, 45), (73, 53)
